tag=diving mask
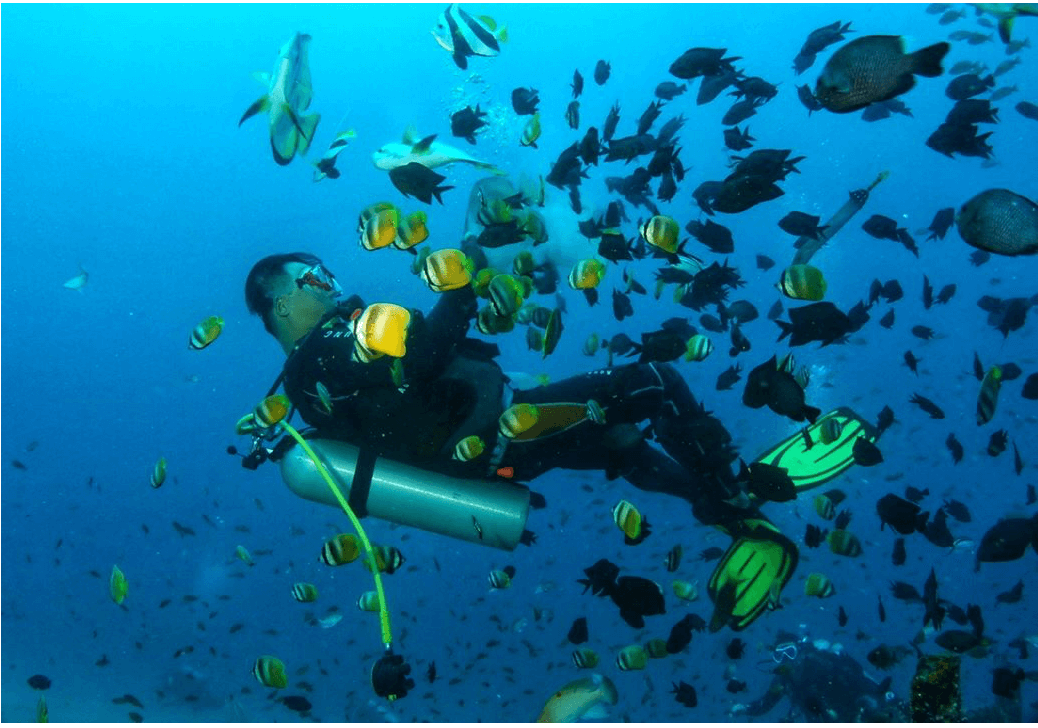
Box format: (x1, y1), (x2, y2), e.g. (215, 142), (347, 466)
(296, 264), (343, 298)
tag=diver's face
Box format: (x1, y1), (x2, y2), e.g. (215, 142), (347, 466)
(276, 262), (340, 333)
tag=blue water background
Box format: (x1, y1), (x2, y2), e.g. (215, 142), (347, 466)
(2, 2), (1036, 722)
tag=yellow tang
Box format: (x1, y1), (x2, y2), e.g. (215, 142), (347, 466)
(364, 545), (405, 574)
(253, 656), (288, 689)
(616, 644), (649, 671)
(319, 533), (361, 566)
(644, 639), (669, 659)
(235, 545), (254, 566)
(421, 248), (473, 292)
(804, 572), (835, 598)
(536, 673), (618, 722)
(520, 113), (541, 148)
(291, 582), (319, 602)
(828, 529), (863, 557)
(612, 499), (643, 540)
(357, 590), (381, 611)
(672, 579), (699, 601)
(568, 259), (606, 290)
(352, 303), (411, 362)
(189, 315), (224, 350)
(684, 334), (713, 362)
(395, 211), (429, 250)
(150, 456), (167, 489)
(360, 205), (400, 251)
(109, 564), (128, 605)
(778, 264), (827, 301)
(254, 394), (291, 428)
(639, 215), (680, 254)
(453, 435), (485, 462)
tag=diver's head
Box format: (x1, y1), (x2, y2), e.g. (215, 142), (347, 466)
(246, 253), (342, 354)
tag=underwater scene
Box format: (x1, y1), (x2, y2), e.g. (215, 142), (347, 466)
(3, 2), (1038, 723)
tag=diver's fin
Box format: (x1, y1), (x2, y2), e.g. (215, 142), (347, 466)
(753, 406), (879, 493)
(707, 518), (798, 632)
(239, 95), (270, 126)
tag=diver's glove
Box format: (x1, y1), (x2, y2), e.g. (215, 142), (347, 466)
(371, 650), (414, 701)
(420, 249), (473, 292)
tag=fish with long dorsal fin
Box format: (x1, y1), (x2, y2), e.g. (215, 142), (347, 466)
(239, 33), (321, 165)
(63, 264), (88, 292)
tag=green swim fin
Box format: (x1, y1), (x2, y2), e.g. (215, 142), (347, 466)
(707, 519), (798, 632)
(753, 406), (879, 493)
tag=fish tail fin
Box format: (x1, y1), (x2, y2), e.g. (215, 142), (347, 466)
(998, 16), (1014, 44)
(803, 406), (821, 424)
(239, 95), (270, 126)
(775, 320), (793, 342)
(911, 42), (950, 77)
(296, 112), (321, 156)
(476, 162), (508, 175)
(496, 24), (509, 43)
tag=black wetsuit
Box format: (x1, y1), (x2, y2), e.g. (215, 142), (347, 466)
(282, 286), (746, 525)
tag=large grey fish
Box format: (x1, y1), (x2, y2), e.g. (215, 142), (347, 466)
(815, 35), (949, 113)
(957, 188), (1038, 256)
(239, 33), (320, 165)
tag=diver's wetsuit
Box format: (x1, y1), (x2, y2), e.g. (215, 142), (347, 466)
(282, 286), (746, 524)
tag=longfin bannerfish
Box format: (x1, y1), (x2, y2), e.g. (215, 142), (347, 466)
(372, 126), (502, 172)
(313, 129), (357, 181)
(189, 316), (224, 350)
(239, 33), (320, 165)
(431, 3), (508, 69)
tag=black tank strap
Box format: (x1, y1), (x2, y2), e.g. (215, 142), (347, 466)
(348, 446), (379, 517)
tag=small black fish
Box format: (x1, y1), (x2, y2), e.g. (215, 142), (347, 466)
(923, 508), (956, 548)
(726, 679), (747, 694)
(655, 82), (687, 100)
(281, 695), (313, 713)
(797, 83), (824, 113)
(813, 35), (950, 113)
(878, 595), (886, 622)
(995, 579), (1024, 605)
(904, 350), (922, 374)
(838, 605), (848, 627)
(726, 638), (745, 659)
(699, 546), (725, 562)
(594, 60), (610, 85)
(892, 537), (907, 566)
(723, 125), (755, 151)
(715, 363), (742, 391)
(756, 254), (776, 271)
(511, 87), (540, 115)
(946, 73), (995, 101)
(927, 207), (956, 240)
(804, 524), (828, 548)
(943, 498), (972, 523)
(450, 105), (488, 145)
(128, 713), (144, 724)
(27, 675), (51, 691)
(671, 680), (698, 708)
(852, 436), (883, 466)
(611, 575), (666, 629)
(570, 69), (584, 98)
(567, 617), (589, 645)
(876, 405), (895, 434)
(1013, 442), (1024, 476)
(388, 162), (453, 205)
(834, 509), (852, 530)
(427, 661), (437, 683)
(611, 289), (633, 322)
(876, 493), (927, 534)
(904, 486), (929, 503)
(911, 325), (937, 340)
(666, 613), (698, 654)
(992, 666), (1025, 699)
(945, 433), (964, 464)
(778, 211), (827, 239)
(987, 429), (1008, 457)
(909, 393), (945, 419)
(890, 580), (922, 602)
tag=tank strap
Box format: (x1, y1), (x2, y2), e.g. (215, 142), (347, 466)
(348, 446), (379, 517)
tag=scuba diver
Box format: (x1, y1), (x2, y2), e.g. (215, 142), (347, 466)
(735, 635), (909, 722)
